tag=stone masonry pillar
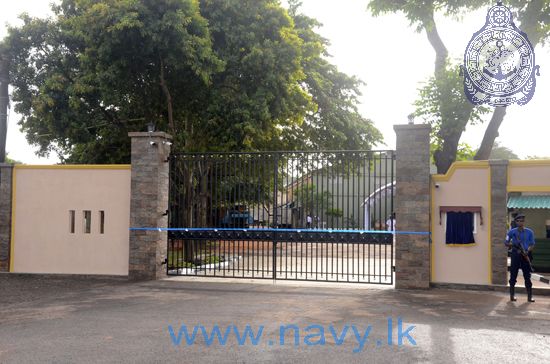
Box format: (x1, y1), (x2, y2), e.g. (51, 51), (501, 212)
(490, 160), (508, 285)
(128, 132), (172, 280)
(394, 124), (431, 289)
(0, 164), (13, 272)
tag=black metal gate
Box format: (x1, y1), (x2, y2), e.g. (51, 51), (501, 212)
(168, 151), (395, 284)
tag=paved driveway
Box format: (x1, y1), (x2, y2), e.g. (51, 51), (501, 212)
(0, 274), (549, 363)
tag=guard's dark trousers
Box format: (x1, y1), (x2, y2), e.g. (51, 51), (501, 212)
(509, 252), (534, 302)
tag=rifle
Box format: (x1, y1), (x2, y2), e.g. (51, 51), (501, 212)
(512, 241), (534, 273)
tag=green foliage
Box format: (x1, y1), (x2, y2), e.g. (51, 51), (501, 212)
(325, 208), (343, 217)
(195, 0), (313, 152)
(488, 141), (519, 160)
(5, 154), (22, 164)
(456, 143), (476, 161)
(203, 255), (221, 264)
(294, 183), (332, 215)
(415, 62), (489, 164)
(3, 0), (382, 163)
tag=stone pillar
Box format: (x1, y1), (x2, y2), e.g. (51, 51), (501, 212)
(394, 124), (431, 289)
(0, 164), (13, 272)
(490, 160), (508, 285)
(128, 132), (172, 280)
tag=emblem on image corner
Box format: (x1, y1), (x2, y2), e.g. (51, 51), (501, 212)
(462, 1), (540, 107)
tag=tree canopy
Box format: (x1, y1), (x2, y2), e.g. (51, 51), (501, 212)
(1, 0), (382, 163)
(368, 0), (550, 173)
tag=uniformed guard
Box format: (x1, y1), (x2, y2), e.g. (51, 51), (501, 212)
(504, 214), (536, 302)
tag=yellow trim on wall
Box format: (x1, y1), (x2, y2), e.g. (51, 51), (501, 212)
(14, 164), (131, 170)
(9, 167), (16, 272)
(446, 243), (477, 247)
(432, 161), (490, 182)
(509, 160), (550, 167)
(507, 160), (550, 192)
(507, 186), (550, 192)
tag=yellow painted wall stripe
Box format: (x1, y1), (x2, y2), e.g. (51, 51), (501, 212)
(432, 161), (489, 182)
(508, 160), (550, 167)
(507, 186), (550, 192)
(14, 164), (131, 170)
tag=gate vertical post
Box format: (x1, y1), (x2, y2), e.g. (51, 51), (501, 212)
(272, 153), (279, 280)
(128, 131), (172, 280)
(0, 163), (13, 272)
(394, 124), (431, 289)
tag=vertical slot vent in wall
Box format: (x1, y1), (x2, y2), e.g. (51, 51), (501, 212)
(99, 211), (105, 234)
(83, 210), (91, 234)
(69, 210), (75, 233)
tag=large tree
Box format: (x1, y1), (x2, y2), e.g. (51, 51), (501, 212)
(2, 0), (382, 163)
(368, 0), (550, 173)
(4, 0), (223, 163)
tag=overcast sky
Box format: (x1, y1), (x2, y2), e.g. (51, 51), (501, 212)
(2, 0), (549, 164)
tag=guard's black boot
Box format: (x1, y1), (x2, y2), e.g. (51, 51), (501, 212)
(510, 286), (517, 301)
(527, 287), (535, 303)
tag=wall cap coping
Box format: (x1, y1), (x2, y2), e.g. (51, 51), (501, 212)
(488, 159), (509, 166)
(128, 132), (172, 140)
(13, 164), (130, 170)
(394, 124), (431, 132)
(432, 161), (489, 182)
(509, 159), (550, 167)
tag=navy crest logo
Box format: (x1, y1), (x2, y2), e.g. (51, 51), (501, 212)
(463, 1), (540, 107)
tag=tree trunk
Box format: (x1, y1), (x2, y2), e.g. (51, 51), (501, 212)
(434, 129), (462, 174)
(159, 57), (175, 135)
(423, 13), (448, 76)
(474, 107), (507, 160)
(0, 54), (8, 163)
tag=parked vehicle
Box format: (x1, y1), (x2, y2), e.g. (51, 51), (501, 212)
(220, 205), (254, 228)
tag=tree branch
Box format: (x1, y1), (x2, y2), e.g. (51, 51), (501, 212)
(474, 106), (506, 160)
(159, 57), (175, 135)
(422, 12), (448, 76)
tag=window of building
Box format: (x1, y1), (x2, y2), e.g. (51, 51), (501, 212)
(445, 212), (475, 245)
(83, 210), (92, 234)
(439, 206), (482, 246)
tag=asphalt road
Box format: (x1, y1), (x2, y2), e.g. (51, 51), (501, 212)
(0, 274), (549, 363)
